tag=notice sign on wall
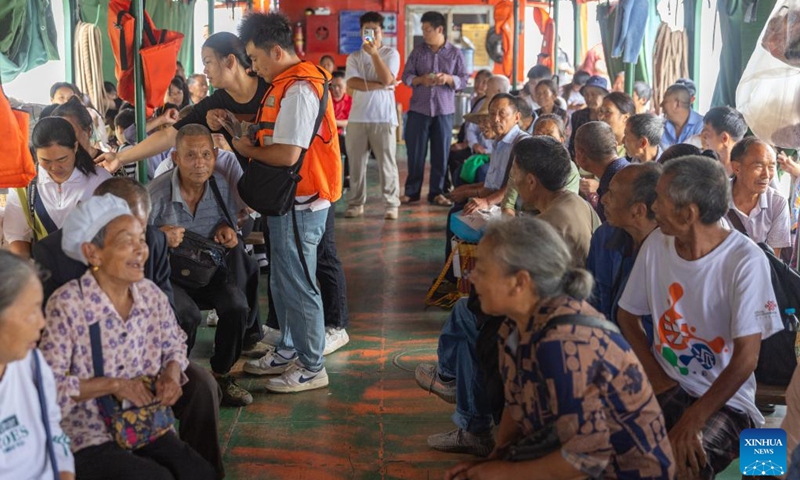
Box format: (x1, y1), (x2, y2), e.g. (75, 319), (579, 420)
(461, 23), (491, 67)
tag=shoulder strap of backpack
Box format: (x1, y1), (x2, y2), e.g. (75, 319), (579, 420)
(541, 313), (621, 336)
(726, 209), (749, 237)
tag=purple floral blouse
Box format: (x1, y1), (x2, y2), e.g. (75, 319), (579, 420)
(40, 271), (189, 452)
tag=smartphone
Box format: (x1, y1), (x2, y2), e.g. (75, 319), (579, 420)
(363, 28), (375, 44)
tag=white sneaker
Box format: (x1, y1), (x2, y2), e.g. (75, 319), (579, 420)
(323, 328), (350, 356)
(261, 325), (281, 347)
(206, 309), (219, 327)
(265, 363), (329, 393)
(344, 205), (364, 218)
(243, 350), (296, 376)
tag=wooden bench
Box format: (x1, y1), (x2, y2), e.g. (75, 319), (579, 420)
(756, 382), (787, 406)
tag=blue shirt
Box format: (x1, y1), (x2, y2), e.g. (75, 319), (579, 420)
(484, 126), (527, 191)
(660, 109), (704, 149)
(586, 224), (654, 344)
(596, 157), (630, 222)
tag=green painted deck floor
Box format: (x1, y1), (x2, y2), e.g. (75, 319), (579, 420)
(189, 151), (785, 479)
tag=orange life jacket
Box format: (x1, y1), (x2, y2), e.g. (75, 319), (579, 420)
(253, 61), (342, 203)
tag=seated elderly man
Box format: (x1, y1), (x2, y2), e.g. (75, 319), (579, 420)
(618, 156), (784, 479)
(436, 93), (528, 289)
(33, 177), (225, 478)
(587, 164), (661, 345)
(147, 123), (261, 407)
(40, 195), (216, 480)
(416, 136), (598, 457)
(573, 121), (629, 222)
(624, 113), (665, 163)
(723, 137), (791, 256)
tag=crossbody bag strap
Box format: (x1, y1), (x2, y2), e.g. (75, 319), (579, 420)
(541, 313), (621, 336)
(208, 175), (235, 228)
(32, 352), (60, 479)
(83, 284), (118, 415)
(290, 66), (330, 294)
(31, 180), (58, 236)
(727, 208), (749, 237)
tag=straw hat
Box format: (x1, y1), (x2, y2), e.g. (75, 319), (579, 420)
(463, 97), (492, 123)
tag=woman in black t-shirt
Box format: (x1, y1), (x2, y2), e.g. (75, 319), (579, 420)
(97, 32), (268, 172)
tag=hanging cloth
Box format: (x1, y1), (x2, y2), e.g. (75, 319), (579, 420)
(108, 0), (184, 117)
(611, 0), (650, 64)
(0, 81), (36, 189)
(0, 0), (59, 82)
(652, 22), (689, 113)
(75, 21), (106, 117)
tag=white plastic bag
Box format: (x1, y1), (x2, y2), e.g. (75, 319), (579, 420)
(737, 0), (800, 148)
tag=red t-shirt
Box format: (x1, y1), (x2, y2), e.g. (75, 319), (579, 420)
(333, 94), (352, 134)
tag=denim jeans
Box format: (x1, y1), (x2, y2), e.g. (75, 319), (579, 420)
(437, 298), (494, 434)
(267, 207), (328, 371)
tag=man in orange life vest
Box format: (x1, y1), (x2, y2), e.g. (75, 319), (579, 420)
(233, 12), (343, 393)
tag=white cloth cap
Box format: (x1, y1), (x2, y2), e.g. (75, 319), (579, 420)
(61, 194), (133, 265)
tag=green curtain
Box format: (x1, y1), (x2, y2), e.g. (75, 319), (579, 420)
(597, 1), (661, 85)
(0, 0), (59, 82)
(711, 0), (777, 107)
(79, 0), (195, 84)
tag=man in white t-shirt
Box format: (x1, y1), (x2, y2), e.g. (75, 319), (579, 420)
(343, 12), (401, 220)
(618, 156), (783, 479)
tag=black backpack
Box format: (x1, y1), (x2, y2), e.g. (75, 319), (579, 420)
(727, 210), (800, 386)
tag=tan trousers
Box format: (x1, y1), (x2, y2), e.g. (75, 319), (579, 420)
(345, 122), (400, 208)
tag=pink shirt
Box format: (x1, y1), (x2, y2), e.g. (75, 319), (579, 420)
(40, 271), (188, 452)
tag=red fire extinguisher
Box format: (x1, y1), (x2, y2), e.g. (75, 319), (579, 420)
(293, 22), (305, 57)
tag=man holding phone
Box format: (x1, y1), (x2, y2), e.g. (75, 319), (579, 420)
(343, 12), (402, 220)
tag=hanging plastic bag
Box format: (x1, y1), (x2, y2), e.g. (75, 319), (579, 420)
(737, 0), (800, 148)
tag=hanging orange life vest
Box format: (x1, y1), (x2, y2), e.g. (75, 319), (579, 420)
(0, 83), (35, 189)
(253, 61), (342, 203)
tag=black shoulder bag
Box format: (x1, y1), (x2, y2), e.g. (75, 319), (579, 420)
(168, 176), (235, 290)
(237, 67), (330, 217)
(726, 209), (800, 386)
(505, 314), (619, 464)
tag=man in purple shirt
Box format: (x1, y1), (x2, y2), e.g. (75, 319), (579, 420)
(402, 11), (468, 206)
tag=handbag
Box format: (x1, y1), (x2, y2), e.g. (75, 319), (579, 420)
(88, 309), (175, 450)
(168, 176), (235, 290)
(237, 66), (330, 217)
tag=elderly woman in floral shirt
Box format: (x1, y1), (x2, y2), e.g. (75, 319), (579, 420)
(40, 195), (214, 480)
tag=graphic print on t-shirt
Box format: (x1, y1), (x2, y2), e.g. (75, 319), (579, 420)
(657, 283), (727, 375)
(0, 415), (29, 454)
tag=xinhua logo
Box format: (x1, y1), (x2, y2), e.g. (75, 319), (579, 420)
(740, 428), (787, 476)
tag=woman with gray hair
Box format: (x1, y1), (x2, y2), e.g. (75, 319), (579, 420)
(0, 251), (75, 480)
(39, 195), (214, 480)
(445, 217), (674, 480)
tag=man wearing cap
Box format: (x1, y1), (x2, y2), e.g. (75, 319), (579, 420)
(568, 75), (609, 157)
(660, 81), (704, 149)
(401, 11), (469, 206)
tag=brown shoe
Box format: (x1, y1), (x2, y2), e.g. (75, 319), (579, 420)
(430, 194), (453, 207)
(400, 195), (419, 204)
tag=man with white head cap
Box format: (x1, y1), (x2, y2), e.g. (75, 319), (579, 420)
(34, 177), (226, 478)
(40, 195), (216, 480)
